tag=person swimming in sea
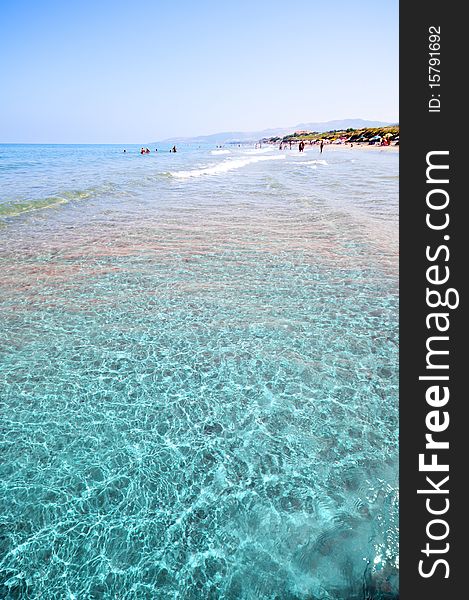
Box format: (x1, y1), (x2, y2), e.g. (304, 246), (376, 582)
(171, 145), (177, 153)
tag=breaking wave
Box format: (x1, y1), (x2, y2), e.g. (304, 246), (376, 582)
(169, 154), (286, 178)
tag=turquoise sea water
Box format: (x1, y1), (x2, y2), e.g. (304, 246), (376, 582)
(0, 143), (398, 599)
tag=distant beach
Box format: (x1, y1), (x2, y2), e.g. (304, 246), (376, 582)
(266, 142), (399, 152)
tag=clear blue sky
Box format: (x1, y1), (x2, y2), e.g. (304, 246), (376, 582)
(0, 0), (398, 143)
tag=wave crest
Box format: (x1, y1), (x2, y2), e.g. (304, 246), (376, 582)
(169, 155), (286, 179)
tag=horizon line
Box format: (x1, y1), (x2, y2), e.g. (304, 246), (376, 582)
(0, 117), (400, 146)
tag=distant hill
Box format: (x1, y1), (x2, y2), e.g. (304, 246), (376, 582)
(266, 125), (399, 144)
(153, 119), (396, 145)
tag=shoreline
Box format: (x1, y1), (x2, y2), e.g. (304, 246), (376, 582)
(264, 142), (399, 153)
(318, 142), (399, 152)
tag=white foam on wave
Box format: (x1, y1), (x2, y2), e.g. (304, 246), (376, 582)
(240, 147), (276, 155)
(301, 159), (328, 166)
(170, 154), (286, 179)
(210, 149), (230, 155)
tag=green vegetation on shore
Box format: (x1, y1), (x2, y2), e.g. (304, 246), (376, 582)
(262, 125), (399, 144)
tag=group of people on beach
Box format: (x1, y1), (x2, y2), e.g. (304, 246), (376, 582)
(277, 139), (324, 153)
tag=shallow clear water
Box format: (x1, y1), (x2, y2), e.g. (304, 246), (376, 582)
(0, 143), (398, 599)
